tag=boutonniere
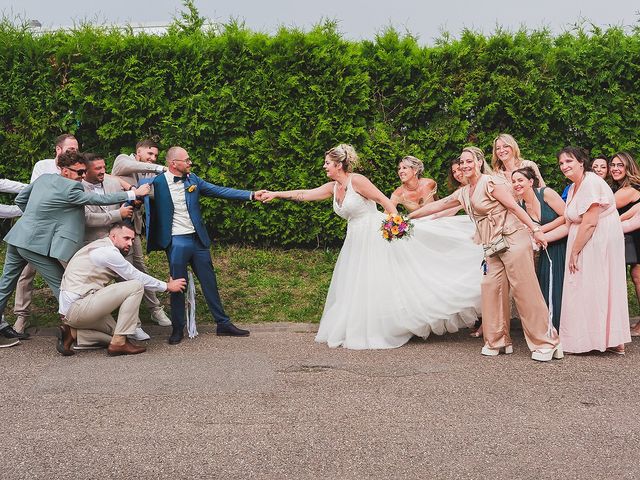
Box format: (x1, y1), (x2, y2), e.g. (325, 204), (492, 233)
(187, 185), (196, 193)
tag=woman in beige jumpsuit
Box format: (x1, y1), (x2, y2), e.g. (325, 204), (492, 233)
(409, 147), (563, 362)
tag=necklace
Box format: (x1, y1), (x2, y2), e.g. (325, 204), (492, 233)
(403, 179), (420, 192)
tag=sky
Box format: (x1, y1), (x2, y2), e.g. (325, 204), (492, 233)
(0, 0), (638, 42)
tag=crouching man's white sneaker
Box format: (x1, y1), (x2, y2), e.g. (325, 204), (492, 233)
(128, 327), (151, 341)
(150, 308), (172, 327)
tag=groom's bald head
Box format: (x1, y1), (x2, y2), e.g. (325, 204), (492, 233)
(166, 146), (191, 175)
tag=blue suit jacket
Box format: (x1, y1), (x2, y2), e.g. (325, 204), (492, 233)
(144, 173), (252, 252)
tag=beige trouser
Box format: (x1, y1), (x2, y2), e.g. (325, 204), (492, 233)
(481, 228), (558, 352)
(13, 263), (36, 318)
(64, 280), (143, 346)
(126, 235), (161, 312)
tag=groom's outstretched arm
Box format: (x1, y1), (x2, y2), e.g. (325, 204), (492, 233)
(197, 176), (254, 201)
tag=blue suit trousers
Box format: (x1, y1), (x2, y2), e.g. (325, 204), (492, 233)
(166, 234), (230, 329)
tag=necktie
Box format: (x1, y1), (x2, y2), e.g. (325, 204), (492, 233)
(173, 175), (186, 183)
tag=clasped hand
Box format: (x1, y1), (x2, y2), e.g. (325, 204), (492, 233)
(254, 190), (276, 202)
(533, 230), (547, 249)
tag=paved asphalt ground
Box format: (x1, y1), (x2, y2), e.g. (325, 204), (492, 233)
(2, 322), (639, 480)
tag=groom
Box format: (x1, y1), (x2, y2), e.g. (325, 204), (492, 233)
(145, 146), (262, 345)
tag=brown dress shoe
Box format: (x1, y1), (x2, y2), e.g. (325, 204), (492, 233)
(56, 324), (75, 356)
(107, 340), (147, 356)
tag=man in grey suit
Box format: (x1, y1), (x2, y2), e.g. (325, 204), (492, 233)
(0, 151), (150, 342)
(13, 133), (79, 334)
(111, 138), (171, 327)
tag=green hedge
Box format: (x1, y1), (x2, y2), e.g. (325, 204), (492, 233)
(1, 17), (640, 245)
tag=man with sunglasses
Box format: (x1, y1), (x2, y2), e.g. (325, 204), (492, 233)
(10, 133), (79, 336)
(0, 151), (151, 340)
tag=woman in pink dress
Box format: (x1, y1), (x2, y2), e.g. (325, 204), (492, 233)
(558, 146), (631, 354)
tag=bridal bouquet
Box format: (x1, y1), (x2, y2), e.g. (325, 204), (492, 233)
(381, 214), (414, 242)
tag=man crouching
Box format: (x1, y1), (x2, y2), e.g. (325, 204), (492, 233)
(57, 222), (186, 356)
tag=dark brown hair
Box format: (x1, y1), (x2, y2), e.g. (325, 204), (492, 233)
(136, 138), (159, 151)
(610, 151), (640, 189)
(57, 151), (85, 169)
(512, 166), (540, 189)
(82, 152), (104, 165)
(54, 133), (77, 148)
(447, 158), (463, 189)
(557, 146), (592, 172)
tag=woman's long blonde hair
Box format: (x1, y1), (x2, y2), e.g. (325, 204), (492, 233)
(462, 146), (492, 175)
(491, 133), (524, 172)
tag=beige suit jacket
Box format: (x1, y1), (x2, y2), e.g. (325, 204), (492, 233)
(83, 177), (126, 243)
(111, 153), (163, 234)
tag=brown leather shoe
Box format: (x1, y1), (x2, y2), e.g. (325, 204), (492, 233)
(56, 324), (75, 356)
(107, 340), (146, 356)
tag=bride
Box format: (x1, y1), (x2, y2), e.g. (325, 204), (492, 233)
(260, 144), (482, 349)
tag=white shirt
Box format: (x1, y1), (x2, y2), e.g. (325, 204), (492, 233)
(30, 158), (60, 182)
(0, 178), (26, 218)
(0, 178), (26, 194)
(58, 238), (167, 315)
(82, 181), (105, 195)
(164, 171), (195, 235)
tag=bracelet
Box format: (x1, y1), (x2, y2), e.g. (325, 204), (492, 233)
(532, 226), (541, 233)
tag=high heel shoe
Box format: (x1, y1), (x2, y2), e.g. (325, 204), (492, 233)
(531, 344), (564, 362)
(481, 344), (513, 356)
(469, 329), (482, 338)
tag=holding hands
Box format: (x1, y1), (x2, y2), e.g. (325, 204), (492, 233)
(253, 190), (269, 202)
(256, 190), (277, 202)
(532, 229), (548, 249)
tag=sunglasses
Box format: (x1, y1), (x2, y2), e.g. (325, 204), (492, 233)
(66, 167), (87, 176)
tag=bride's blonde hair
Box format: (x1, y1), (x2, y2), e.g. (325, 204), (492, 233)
(326, 144), (359, 172)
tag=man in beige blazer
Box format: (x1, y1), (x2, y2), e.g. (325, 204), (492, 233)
(111, 139), (171, 327)
(58, 222), (186, 356)
(83, 153), (133, 243)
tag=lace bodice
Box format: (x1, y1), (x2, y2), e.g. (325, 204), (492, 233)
(333, 176), (379, 221)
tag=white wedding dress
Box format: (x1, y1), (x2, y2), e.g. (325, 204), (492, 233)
(315, 176), (483, 349)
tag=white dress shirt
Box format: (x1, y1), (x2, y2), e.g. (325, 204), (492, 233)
(0, 178), (27, 218)
(58, 238), (167, 315)
(30, 158), (60, 182)
(164, 171), (195, 236)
